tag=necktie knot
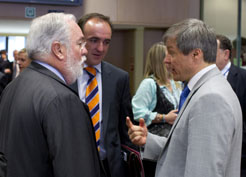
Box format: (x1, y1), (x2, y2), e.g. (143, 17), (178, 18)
(85, 67), (97, 78)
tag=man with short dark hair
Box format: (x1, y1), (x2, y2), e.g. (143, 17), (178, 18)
(71, 13), (135, 177)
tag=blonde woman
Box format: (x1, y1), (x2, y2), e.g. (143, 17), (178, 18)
(132, 42), (181, 177)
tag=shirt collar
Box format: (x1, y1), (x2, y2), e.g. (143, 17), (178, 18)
(187, 64), (216, 91)
(221, 61), (231, 76)
(83, 63), (101, 73)
(34, 60), (66, 83)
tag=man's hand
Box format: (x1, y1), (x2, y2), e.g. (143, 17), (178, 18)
(4, 68), (11, 74)
(165, 109), (178, 125)
(126, 117), (148, 146)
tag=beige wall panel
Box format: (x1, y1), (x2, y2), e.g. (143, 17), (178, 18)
(143, 28), (166, 68)
(105, 30), (125, 69)
(203, 0), (246, 39)
(0, 0), (200, 25)
(117, 0), (199, 26)
(187, 0), (200, 19)
(160, 0), (187, 24)
(105, 30), (135, 94)
(162, 0), (199, 23)
(82, 0), (118, 21)
(117, 0), (168, 26)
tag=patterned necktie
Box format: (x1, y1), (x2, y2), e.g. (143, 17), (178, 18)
(85, 67), (100, 150)
(178, 85), (190, 112)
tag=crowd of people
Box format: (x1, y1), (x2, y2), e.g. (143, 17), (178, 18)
(0, 48), (31, 95)
(0, 12), (245, 177)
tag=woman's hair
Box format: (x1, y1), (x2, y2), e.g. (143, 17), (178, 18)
(144, 42), (169, 84)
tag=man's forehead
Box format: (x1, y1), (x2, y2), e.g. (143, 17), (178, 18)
(166, 38), (177, 48)
(85, 19), (110, 29)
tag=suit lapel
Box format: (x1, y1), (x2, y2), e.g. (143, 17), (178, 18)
(227, 65), (237, 90)
(69, 81), (79, 94)
(101, 62), (112, 137)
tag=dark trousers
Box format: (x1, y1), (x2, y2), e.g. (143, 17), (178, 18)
(241, 156), (246, 177)
(102, 159), (111, 177)
(143, 159), (156, 177)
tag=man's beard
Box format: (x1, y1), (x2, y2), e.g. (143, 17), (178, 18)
(65, 52), (86, 84)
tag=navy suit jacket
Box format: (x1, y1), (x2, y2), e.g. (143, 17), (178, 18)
(227, 64), (246, 155)
(71, 61), (136, 177)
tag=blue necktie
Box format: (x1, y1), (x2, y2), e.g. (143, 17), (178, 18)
(178, 85), (190, 112)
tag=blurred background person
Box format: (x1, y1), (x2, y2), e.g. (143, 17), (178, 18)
(232, 37), (246, 66)
(17, 48), (31, 72)
(0, 50), (6, 64)
(0, 50), (12, 95)
(12, 49), (20, 79)
(131, 41), (181, 177)
(0, 50), (12, 76)
(216, 34), (246, 177)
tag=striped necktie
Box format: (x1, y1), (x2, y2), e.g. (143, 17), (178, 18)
(85, 67), (100, 150)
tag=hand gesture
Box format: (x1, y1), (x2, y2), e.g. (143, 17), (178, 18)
(126, 117), (148, 146)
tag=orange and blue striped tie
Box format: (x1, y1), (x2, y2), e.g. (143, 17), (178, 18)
(85, 67), (100, 150)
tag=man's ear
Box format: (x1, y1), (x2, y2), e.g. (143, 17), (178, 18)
(51, 41), (65, 60)
(224, 49), (230, 61)
(192, 48), (202, 59)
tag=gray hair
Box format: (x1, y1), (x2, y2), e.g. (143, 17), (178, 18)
(163, 18), (217, 63)
(26, 13), (76, 61)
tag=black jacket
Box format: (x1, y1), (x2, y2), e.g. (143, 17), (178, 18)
(0, 62), (103, 177)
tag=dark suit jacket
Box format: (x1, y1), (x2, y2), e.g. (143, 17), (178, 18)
(101, 61), (135, 177)
(71, 61), (135, 177)
(0, 60), (12, 94)
(227, 64), (246, 157)
(0, 62), (103, 177)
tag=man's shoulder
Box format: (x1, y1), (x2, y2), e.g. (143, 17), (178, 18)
(230, 64), (246, 80)
(101, 61), (128, 76)
(231, 64), (246, 73)
(23, 66), (77, 99)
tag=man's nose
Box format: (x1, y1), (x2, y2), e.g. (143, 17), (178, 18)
(164, 54), (171, 63)
(96, 42), (104, 52)
(81, 42), (88, 55)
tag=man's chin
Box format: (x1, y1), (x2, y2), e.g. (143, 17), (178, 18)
(173, 75), (180, 82)
(86, 57), (103, 66)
